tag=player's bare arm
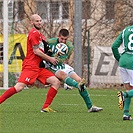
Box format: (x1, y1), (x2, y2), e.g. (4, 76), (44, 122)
(33, 46), (58, 65)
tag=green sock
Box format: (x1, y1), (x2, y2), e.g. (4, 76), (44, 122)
(124, 98), (131, 116)
(124, 90), (133, 98)
(78, 86), (92, 109)
(64, 77), (92, 109)
(64, 77), (78, 88)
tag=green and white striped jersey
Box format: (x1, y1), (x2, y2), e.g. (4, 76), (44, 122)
(112, 25), (133, 70)
(46, 38), (73, 72)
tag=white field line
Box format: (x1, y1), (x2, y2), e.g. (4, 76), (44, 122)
(61, 104), (79, 106)
(0, 92), (116, 97)
(57, 94), (116, 97)
(0, 93), (116, 106)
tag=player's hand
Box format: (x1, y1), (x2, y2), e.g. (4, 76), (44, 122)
(49, 57), (58, 65)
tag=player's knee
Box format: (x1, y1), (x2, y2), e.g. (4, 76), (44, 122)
(50, 77), (61, 89)
(55, 78), (60, 86)
(14, 83), (26, 92)
(56, 71), (68, 80)
(73, 77), (81, 83)
(125, 83), (133, 90)
(77, 78), (81, 82)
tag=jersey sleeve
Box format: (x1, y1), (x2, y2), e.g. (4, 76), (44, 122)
(111, 32), (123, 61)
(29, 31), (40, 46)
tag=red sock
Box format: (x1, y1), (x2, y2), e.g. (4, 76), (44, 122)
(42, 87), (57, 109)
(0, 87), (17, 104)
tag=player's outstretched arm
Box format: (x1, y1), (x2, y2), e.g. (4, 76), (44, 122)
(33, 48), (58, 65)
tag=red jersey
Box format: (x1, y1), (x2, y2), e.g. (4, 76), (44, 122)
(22, 28), (46, 70)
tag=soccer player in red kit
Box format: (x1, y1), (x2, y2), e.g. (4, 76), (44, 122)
(0, 14), (60, 112)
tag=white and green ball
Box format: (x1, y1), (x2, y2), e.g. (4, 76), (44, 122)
(55, 43), (68, 56)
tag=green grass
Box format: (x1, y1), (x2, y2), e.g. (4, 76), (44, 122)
(0, 87), (133, 133)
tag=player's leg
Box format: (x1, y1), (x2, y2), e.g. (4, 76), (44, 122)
(38, 68), (60, 112)
(0, 69), (33, 104)
(62, 64), (74, 90)
(60, 71), (95, 110)
(118, 86), (133, 120)
(123, 97), (131, 120)
(0, 82), (27, 104)
(118, 67), (133, 120)
(57, 71), (85, 92)
(70, 72), (92, 108)
(123, 84), (133, 120)
(124, 69), (133, 98)
(0, 86), (17, 104)
(61, 64), (103, 112)
(69, 72), (81, 82)
(56, 64), (84, 90)
(55, 70), (79, 88)
(41, 86), (58, 112)
(70, 72), (103, 112)
(64, 83), (73, 90)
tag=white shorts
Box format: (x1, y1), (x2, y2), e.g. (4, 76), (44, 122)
(119, 67), (133, 86)
(56, 64), (75, 77)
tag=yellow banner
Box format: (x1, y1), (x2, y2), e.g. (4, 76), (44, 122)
(0, 34), (27, 72)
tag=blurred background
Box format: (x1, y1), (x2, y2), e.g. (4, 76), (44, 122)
(0, 0), (132, 89)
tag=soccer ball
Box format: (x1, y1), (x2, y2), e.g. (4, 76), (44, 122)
(55, 43), (68, 56)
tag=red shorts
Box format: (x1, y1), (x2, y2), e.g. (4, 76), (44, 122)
(18, 68), (54, 85)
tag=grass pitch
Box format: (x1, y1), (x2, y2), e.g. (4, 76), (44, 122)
(0, 87), (133, 133)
